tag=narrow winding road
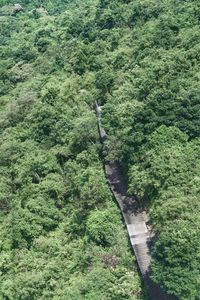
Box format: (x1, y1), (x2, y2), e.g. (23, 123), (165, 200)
(96, 103), (177, 300)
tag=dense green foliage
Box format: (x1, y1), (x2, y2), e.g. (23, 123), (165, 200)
(1, 0), (200, 299)
(0, 1), (146, 299)
(95, 1), (200, 299)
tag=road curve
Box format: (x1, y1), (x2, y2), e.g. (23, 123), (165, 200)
(96, 102), (177, 300)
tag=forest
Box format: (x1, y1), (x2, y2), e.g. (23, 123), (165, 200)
(0, 0), (199, 299)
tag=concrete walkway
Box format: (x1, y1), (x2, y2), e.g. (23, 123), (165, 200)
(105, 162), (151, 275)
(96, 103), (177, 300)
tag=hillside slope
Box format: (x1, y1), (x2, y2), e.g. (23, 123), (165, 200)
(1, 0), (200, 299)
(0, 1), (146, 299)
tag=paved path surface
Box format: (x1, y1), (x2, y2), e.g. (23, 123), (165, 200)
(96, 103), (177, 300)
(105, 162), (151, 275)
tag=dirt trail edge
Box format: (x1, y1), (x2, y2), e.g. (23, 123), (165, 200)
(96, 103), (177, 300)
